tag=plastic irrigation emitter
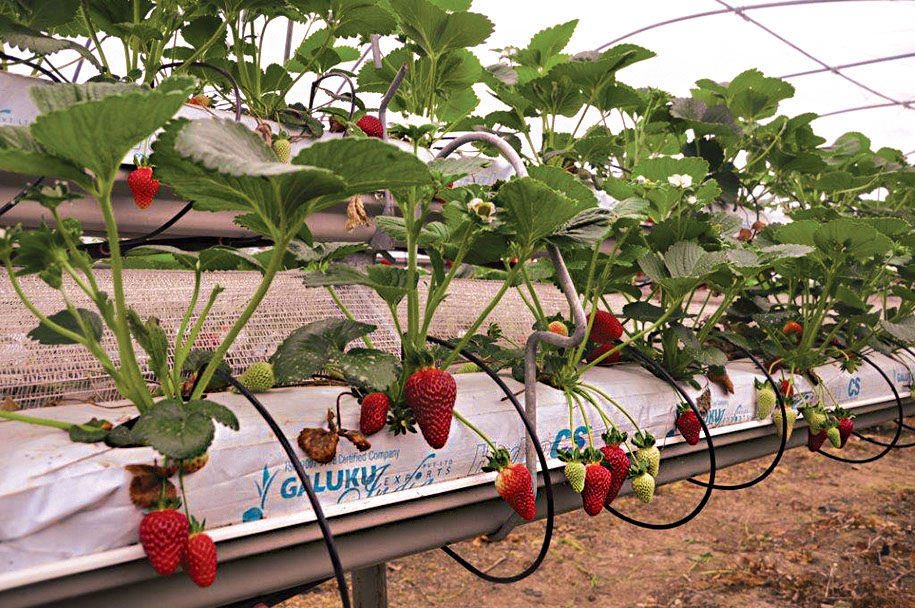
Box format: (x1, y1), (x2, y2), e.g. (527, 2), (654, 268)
(604, 347), (717, 530)
(817, 350), (905, 463)
(686, 336), (789, 491)
(426, 335), (556, 584)
(215, 369), (352, 608)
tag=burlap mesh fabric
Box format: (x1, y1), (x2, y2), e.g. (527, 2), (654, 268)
(0, 270), (567, 408)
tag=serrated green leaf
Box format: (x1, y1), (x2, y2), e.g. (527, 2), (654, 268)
(29, 77), (196, 184)
(0, 14), (101, 70)
(388, 0), (493, 58)
(270, 318), (376, 385)
(332, 348), (400, 391)
(28, 308), (103, 345)
(623, 301), (665, 322)
(0, 126), (91, 187)
(495, 177), (586, 248)
(132, 399), (214, 459)
(187, 400), (240, 431)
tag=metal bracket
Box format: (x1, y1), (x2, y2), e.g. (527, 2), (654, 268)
(435, 132), (588, 540)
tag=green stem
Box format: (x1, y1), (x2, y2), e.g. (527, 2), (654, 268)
(97, 184), (152, 411)
(0, 410), (88, 431)
(572, 392), (593, 448)
(190, 242), (289, 401)
(81, 1), (111, 74)
(440, 263), (523, 369)
(581, 382), (639, 430)
(168, 22), (228, 83)
(453, 409), (496, 451)
(174, 267), (202, 354)
(327, 286), (373, 349)
(574, 386), (614, 429)
(173, 283), (223, 391)
(578, 297), (684, 374)
(520, 264), (547, 325)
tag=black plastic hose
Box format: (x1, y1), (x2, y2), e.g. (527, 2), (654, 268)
(426, 335), (555, 584)
(686, 337), (788, 490)
(216, 369), (351, 608)
(817, 351), (905, 463)
(602, 347), (717, 530)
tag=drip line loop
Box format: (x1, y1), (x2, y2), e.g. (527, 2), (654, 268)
(816, 351), (905, 463)
(426, 335), (555, 584)
(216, 369), (351, 608)
(686, 336), (788, 490)
(603, 347), (717, 530)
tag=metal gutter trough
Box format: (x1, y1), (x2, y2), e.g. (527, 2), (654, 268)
(0, 382), (911, 608)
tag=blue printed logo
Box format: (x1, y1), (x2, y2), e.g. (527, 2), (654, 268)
(242, 465), (279, 522)
(847, 376), (861, 398)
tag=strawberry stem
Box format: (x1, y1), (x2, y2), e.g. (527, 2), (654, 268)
(453, 409), (496, 451)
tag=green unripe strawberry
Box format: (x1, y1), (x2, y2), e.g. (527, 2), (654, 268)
(801, 406), (827, 434)
(632, 430), (660, 478)
(455, 362), (480, 374)
(564, 461), (586, 493)
(772, 405), (796, 440)
(754, 379), (776, 420)
(827, 425), (841, 449)
(630, 461), (655, 504)
(272, 137), (291, 163)
(238, 362), (275, 393)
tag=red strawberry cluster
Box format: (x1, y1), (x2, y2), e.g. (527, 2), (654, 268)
(139, 504), (217, 587)
(484, 448), (536, 521)
(128, 165), (160, 210)
(584, 310), (624, 366)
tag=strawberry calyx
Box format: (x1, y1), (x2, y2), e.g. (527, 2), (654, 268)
(133, 154), (153, 169)
(188, 515), (207, 536)
(581, 446), (603, 465)
(481, 446), (512, 473)
(556, 447), (582, 464)
(632, 429), (656, 450)
(601, 427), (628, 447)
(676, 401), (693, 416)
(832, 404), (854, 420)
(628, 459), (649, 479)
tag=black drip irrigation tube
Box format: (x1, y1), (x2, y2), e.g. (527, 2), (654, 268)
(686, 337), (789, 491)
(0, 52), (64, 83)
(841, 348), (915, 450)
(309, 72), (358, 123)
(817, 351), (905, 463)
(215, 369), (351, 608)
(426, 335), (555, 584)
(603, 348), (717, 530)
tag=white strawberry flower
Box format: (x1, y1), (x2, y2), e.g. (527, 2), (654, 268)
(686, 195), (698, 205)
(667, 174), (693, 188)
(467, 197), (495, 223)
(636, 175), (649, 184)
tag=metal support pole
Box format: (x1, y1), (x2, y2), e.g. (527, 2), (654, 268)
(351, 563), (388, 608)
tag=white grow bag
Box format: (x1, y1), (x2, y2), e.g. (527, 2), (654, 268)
(0, 350), (912, 581)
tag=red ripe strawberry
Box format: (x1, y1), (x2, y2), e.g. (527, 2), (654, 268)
(783, 321), (803, 336)
(586, 342), (621, 365)
(675, 402), (701, 445)
(359, 392), (390, 436)
(600, 429), (629, 509)
(128, 165), (160, 210)
(404, 367), (456, 449)
(547, 320), (568, 337)
(778, 379), (795, 398)
(587, 310), (623, 344)
(834, 406), (855, 448)
(183, 530), (217, 587)
(599, 429), (629, 483)
(139, 507), (188, 576)
(581, 461), (612, 516)
(807, 427), (827, 452)
(357, 115), (384, 138)
(484, 448), (535, 521)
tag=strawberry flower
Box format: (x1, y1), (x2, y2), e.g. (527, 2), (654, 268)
(667, 174), (693, 188)
(467, 197), (495, 223)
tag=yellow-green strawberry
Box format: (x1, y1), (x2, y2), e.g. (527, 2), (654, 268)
(826, 425), (842, 449)
(630, 461), (655, 504)
(272, 137), (291, 163)
(455, 362), (480, 374)
(632, 430), (660, 478)
(238, 362), (275, 393)
(772, 403), (797, 440)
(564, 461), (586, 493)
(801, 405), (827, 434)
(754, 379), (776, 420)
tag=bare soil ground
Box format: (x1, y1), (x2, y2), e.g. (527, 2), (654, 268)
(282, 420), (915, 608)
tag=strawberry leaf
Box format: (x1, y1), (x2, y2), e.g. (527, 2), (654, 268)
(132, 399), (215, 459)
(28, 308), (103, 345)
